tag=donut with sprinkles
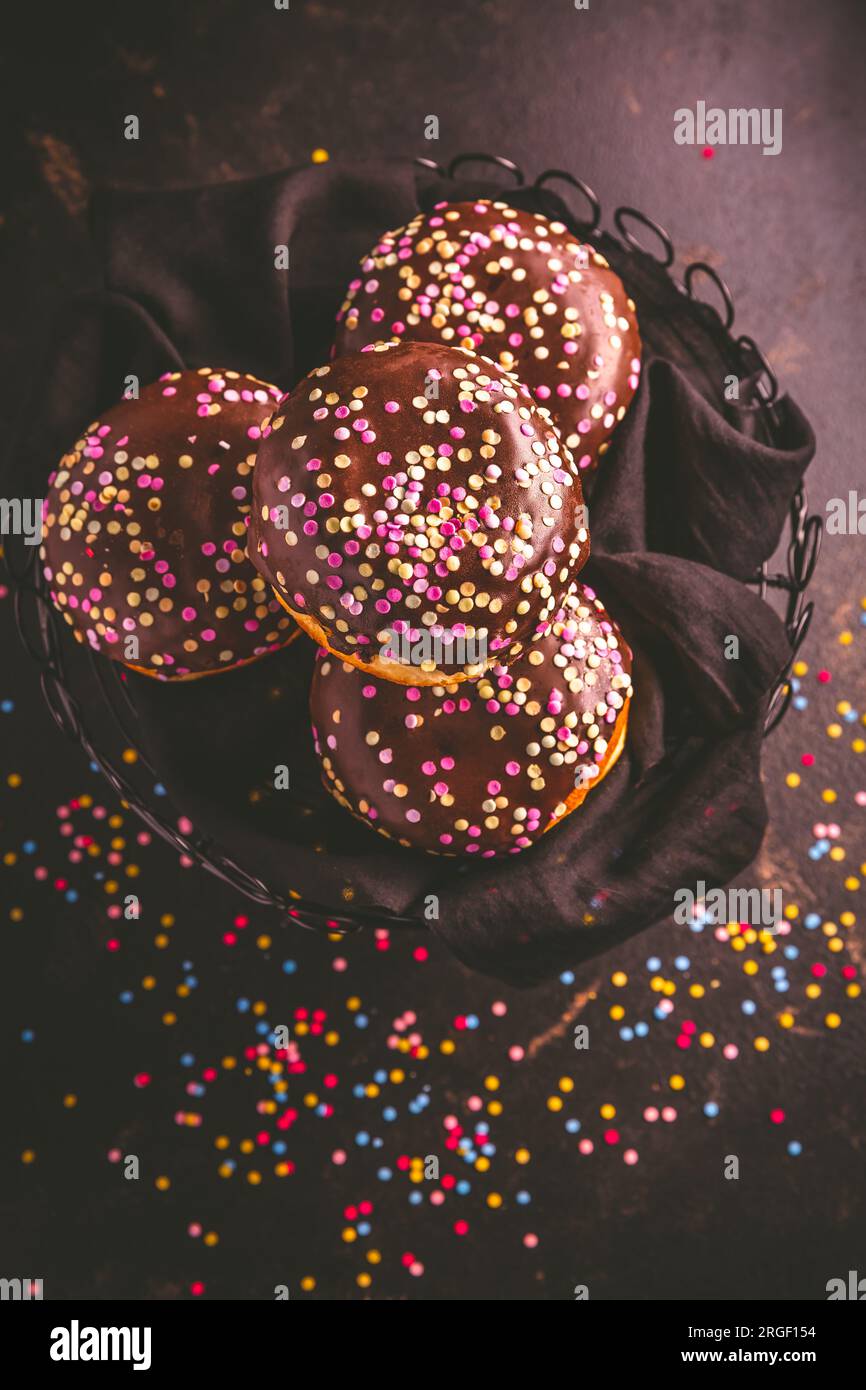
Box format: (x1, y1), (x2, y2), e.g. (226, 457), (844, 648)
(41, 368), (297, 680)
(334, 199), (641, 476)
(310, 583), (633, 856)
(250, 340), (590, 685)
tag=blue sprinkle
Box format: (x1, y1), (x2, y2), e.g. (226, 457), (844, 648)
(704, 1102), (719, 1118)
(374, 1070), (387, 1084)
(377, 1167), (391, 1181)
(21, 1029), (34, 1042)
(355, 1014), (369, 1028)
(273, 1141), (286, 1155)
(804, 914), (820, 929)
(516, 1190), (531, 1205)
(180, 1053), (195, 1067)
(620, 1026), (634, 1041)
(282, 959), (297, 974)
(565, 1118), (581, 1134)
(65, 890), (78, 903)
(237, 998), (250, 1012)
(456, 1180), (471, 1195)
(646, 956), (661, 971)
(465, 1014), (479, 1029)
(560, 970), (575, 985)
(675, 955), (690, 971)
(356, 1132), (370, 1146)
(793, 695), (808, 710)
(1, 699), (14, 713)
(372, 1137), (383, 1149)
(22, 840), (37, 854)
(119, 991), (133, 1004)
(774, 980), (790, 993)
(357, 1221), (371, 1236)
(382, 1107), (397, 1122)
(635, 1022), (649, 1037)
(787, 1141), (802, 1156)
(741, 999), (757, 1015)
(771, 966), (786, 979)
(154, 783), (167, 796)
(408, 1191), (423, 1206)
(808, 847), (822, 861)
(353, 1084), (365, 1099)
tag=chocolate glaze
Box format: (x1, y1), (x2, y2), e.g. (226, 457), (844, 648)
(41, 368), (295, 679)
(310, 583), (633, 857)
(334, 199), (642, 476)
(250, 340), (590, 684)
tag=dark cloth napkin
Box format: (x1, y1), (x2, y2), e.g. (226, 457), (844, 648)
(12, 161), (815, 984)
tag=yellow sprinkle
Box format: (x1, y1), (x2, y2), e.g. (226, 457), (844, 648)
(515, 1147), (530, 1164)
(825, 1013), (841, 1029)
(822, 789), (837, 803)
(778, 1012), (794, 1028)
(62, 1094), (77, 1108)
(612, 970), (628, 987)
(793, 660), (808, 676)
(559, 1077), (574, 1093)
(484, 1075), (499, 1091)
(827, 724), (842, 738)
(547, 1096), (563, 1112)
(311, 148), (330, 164)
(786, 772), (801, 788)
(754, 1036), (770, 1052)
(600, 1103), (616, 1119)
(155, 1175), (170, 1190)
(21, 1149), (35, 1163)
(7, 774), (22, 788)
(845, 876), (860, 891)
(122, 748), (138, 764)
(300, 1276), (316, 1291)
(838, 630), (853, 645)
(669, 1074), (685, 1091)
(487, 1192), (503, 1209)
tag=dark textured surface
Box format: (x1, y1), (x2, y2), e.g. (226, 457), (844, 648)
(1, 0), (864, 1302)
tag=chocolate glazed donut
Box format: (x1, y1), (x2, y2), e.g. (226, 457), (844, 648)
(310, 583), (633, 857)
(251, 341), (590, 685)
(334, 199), (642, 477)
(41, 369), (297, 680)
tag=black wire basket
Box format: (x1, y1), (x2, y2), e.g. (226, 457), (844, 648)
(4, 151), (822, 936)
